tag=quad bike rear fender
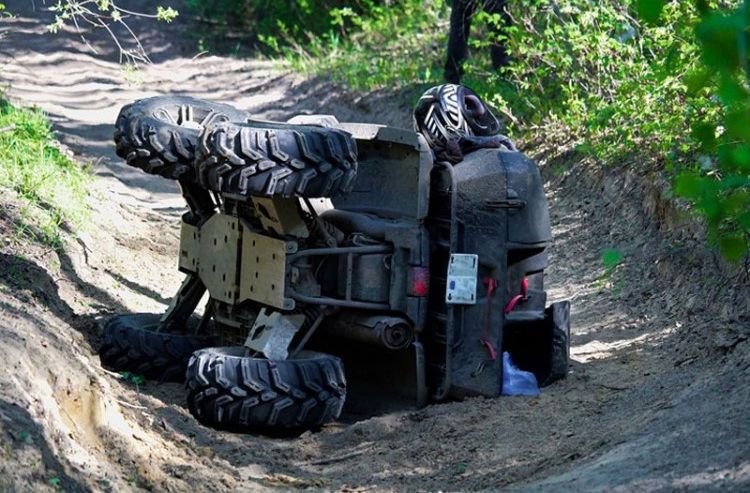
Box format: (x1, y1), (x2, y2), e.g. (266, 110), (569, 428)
(426, 148), (555, 400)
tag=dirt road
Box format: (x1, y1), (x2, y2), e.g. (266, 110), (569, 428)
(0, 3), (748, 492)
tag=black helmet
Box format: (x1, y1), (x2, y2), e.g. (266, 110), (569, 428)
(413, 84), (501, 150)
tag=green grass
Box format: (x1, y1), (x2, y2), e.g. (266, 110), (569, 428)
(0, 98), (91, 248)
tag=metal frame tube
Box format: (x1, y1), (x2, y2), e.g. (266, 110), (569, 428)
(287, 244), (392, 261)
(287, 290), (391, 310)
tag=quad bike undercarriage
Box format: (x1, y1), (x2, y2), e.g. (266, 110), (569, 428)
(100, 96), (571, 433)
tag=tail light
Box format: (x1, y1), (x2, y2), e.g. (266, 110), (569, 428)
(408, 267), (430, 297)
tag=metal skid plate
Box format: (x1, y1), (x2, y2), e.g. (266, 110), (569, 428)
(239, 228), (291, 310)
(197, 214), (241, 305)
(244, 309), (305, 360)
(178, 221), (200, 274)
(445, 253), (479, 305)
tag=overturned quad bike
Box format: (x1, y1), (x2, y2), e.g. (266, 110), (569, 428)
(99, 94), (571, 433)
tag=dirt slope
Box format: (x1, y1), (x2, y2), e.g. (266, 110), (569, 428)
(0, 3), (748, 492)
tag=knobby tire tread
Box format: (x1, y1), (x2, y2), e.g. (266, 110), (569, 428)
(195, 122), (358, 198)
(186, 347), (346, 432)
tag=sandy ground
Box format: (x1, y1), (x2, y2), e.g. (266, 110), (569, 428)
(0, 2), (749, 492)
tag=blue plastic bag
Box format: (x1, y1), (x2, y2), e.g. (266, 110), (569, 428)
(501, 351), (539, 396)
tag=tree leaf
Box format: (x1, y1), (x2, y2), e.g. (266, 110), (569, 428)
(725, 108), (750, 141)
(684, 68), (712, 95)
(674, 173), (702, 199)
(636, 0), (666, 25)
(691, 121), (716, 151)
(696, 13), (743, 72)
(718, 234), (748, 262)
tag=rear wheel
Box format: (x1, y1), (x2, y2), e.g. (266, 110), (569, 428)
(99, 313), (216, 383)
(195, 121), (358, 197)
(114, 96), (248, 180)
(186, 347), (346, 432)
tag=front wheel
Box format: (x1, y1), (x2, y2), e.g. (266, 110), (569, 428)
(186, 347), (346, 433)
(99, 313), (216, 382)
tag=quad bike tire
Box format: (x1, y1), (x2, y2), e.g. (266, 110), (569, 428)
(114, 96), (249, 180)
(195, 121), (358, 198)
(99, 313), (216, 383)
(186, 347), (346, 432)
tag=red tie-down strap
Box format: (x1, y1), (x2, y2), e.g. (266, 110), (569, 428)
(481, 277), (499, 360)
(482, 277), (529, 360)
(504, 277), (529, 314)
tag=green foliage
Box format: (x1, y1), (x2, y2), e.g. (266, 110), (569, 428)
(668, 1), (750, 262)
(193, 0), (748, 262)
(156, 6), (179, 23)
(0, 99), (90, 248)
(119, 371), (145, 387)
(595, 247), (625, 293)
(264, 0), (716, 166)
(47, 1), (179, 64)
(602, 249), (624, 270)
(274, 0), (448, 89)
(636, 0), (666, 25)
(467, 1), (715, 165)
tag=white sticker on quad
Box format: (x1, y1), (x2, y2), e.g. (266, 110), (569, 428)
(445, 253), (479, 305)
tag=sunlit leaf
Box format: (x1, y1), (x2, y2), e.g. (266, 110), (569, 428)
(156, 6), (178, 23)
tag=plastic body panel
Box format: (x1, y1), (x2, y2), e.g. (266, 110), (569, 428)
(333, 123), (433, 219)
(425, 148), (553, 400)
